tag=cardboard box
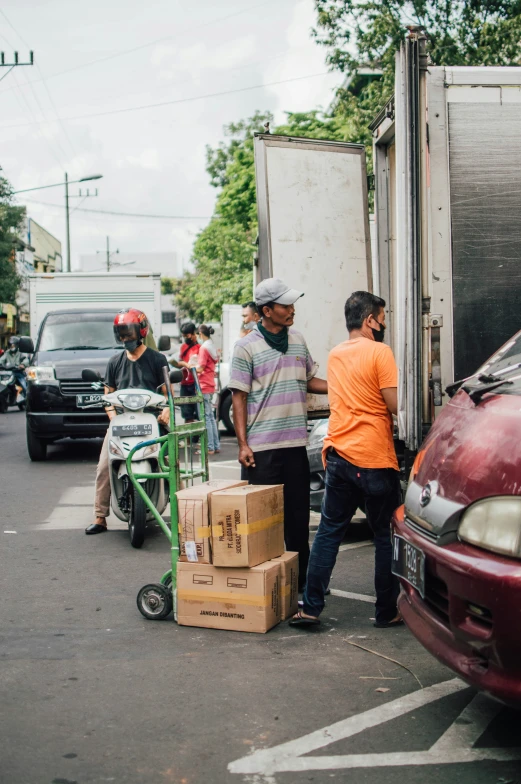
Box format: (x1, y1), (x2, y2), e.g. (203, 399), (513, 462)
(177, 480), (247, 563)
(177, 561), (280, 633)
(211, 484), (284, 568)
(271, 552), (299, 620)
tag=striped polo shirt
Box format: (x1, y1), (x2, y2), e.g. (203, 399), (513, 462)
(229, 326), (318, 452)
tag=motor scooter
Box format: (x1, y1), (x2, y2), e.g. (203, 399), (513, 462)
(82, 369), (172, 548)
(0, 368), (26, 413)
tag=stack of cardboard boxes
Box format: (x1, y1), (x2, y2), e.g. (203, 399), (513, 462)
(176, 480), (298, 633)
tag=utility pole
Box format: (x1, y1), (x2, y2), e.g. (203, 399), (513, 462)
(65, 173), (70, 273)
(101, 236), (119, 271)
(0, 51), (34, 83)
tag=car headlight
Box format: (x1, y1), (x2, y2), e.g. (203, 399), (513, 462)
(117, 393), (150, 410)
(458, 496), (521, 558)
(26, 366), (56, 382)
(109, 440), (124, 458)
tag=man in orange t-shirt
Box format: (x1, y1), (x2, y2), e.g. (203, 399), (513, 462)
(290, 291), (402, 629)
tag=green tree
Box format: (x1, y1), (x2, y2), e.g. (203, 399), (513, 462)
(313, 0), (521, 143)
(0, 175), (25, 305)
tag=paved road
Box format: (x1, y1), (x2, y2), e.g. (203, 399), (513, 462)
(1, 409), (520, 784)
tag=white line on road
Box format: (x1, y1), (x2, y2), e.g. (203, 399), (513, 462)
(330, 588), (375, 604)
(229, 678), (521, 776)
(338, 540), (372, 552)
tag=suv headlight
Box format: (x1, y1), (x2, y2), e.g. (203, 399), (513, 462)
(26, 366), (56, 383)
(117, 393), (150, 410)
(459, 496), (521, 558)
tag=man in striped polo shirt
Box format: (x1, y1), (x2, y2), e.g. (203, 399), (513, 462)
(229, 278), (328, 588)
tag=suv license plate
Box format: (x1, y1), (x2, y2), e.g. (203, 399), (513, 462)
(392, 534), (426, 598)
(112, 424), (153, 438)
(77, 394), (103, 408)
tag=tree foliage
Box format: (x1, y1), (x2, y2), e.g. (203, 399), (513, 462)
(0, 176), (25, 305)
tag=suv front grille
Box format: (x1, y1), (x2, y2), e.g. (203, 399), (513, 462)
(59, 381), (104, 397)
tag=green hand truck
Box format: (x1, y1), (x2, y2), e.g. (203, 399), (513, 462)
(129, 367), (209, 621)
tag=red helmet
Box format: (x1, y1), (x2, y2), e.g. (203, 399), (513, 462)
(113, 308), (149, 344)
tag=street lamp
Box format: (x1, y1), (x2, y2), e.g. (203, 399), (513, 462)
(14, 173), (103, 272)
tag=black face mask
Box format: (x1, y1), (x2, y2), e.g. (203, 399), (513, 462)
(184, 336), (195, 345)
(372, 323), (385, 343)
(124, 339), (140, 352)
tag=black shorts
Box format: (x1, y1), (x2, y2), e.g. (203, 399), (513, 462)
(180, 383), (199, 421)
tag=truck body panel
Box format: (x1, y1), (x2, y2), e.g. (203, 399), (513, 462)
(29, 273), (162, 340)
(254, 134), (372, 413)
(373, 37), (521, 452)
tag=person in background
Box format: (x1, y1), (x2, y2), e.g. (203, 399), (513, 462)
(195, 324), (220, 455)
(230, 278), (328, 590)
(0, 336), (29, 393)
(242, 301), (260, 327)
(169, 322), (200, 426)
(290, 291), (402, 628)
(238, 320), (256, 339)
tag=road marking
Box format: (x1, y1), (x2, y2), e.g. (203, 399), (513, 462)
(339, 540), (372, 552)
(229, 678), (521, 776)
(330, 588), (375, 604)
(33, 484), (127, 531)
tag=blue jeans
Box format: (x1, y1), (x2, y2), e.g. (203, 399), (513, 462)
(303, 449), (401, 624)
(13, 369), (26, 394)
(203, 393), (220, 452)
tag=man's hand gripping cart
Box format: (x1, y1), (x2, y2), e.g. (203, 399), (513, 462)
(129, 367), (209, 620)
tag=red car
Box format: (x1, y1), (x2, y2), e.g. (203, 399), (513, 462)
(392, 332), (521, 707)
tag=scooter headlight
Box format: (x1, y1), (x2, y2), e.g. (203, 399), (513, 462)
(117, 393), (150, 410)
(143, 444), (159, 457)
(26, 366), (56, 383)
(458, 496), (521, 559)
(109, 439), (125, 458)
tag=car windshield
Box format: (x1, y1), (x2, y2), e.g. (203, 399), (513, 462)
(38, 312), (123, 352)
(474, 330), (521, 394)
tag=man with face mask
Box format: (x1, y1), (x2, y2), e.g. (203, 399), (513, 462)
(290, 291), (402, 629)
(0, 336), (29, 392)
(85, 309), (170, 535)
(169, 322), (201, 425)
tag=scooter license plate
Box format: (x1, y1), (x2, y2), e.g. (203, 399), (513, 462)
(76, 394), (103, 408)
(392, 534), (426, 598)
(111, 424), (153, 437)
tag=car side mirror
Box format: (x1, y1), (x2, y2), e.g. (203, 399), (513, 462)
(18, 337), (34, 354)
(82, 368), (102, 382)
(157, 335), (171, 351)
(169, 369), (183, 384)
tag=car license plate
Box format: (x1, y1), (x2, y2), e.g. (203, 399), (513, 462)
(76, 394), (103, 408)
(112, 424), (153, 438)
(392, 534), (426, 598)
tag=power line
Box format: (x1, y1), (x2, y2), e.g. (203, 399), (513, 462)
(0, 70), (331, 129)
(21, 198), (211, 220)
(0, 0), (291, 95)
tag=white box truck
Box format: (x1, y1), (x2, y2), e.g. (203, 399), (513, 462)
(24, 272), (165, 461)
(252, 31), (521, 467)
(29, 272), (162, 339)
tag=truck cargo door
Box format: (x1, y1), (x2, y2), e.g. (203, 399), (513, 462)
(253, 133), (372, 414)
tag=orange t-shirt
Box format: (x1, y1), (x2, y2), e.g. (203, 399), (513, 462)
(322, 337), (398, 470)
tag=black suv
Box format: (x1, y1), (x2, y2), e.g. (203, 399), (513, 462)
(23, 309), (125, 461)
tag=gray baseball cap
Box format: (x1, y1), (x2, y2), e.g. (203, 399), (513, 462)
(254, 277), (304, 307)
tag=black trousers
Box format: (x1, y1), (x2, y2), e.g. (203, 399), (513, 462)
(241, 446), (310, 590)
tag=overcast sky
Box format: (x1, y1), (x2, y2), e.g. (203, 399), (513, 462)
(0, 0), (342, 272)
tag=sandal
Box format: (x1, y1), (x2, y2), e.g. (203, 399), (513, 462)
(374, 614), (404, 629)
(288, 612), (320, 627)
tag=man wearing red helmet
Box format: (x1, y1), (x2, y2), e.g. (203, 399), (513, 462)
(85, 309), (170, 535)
